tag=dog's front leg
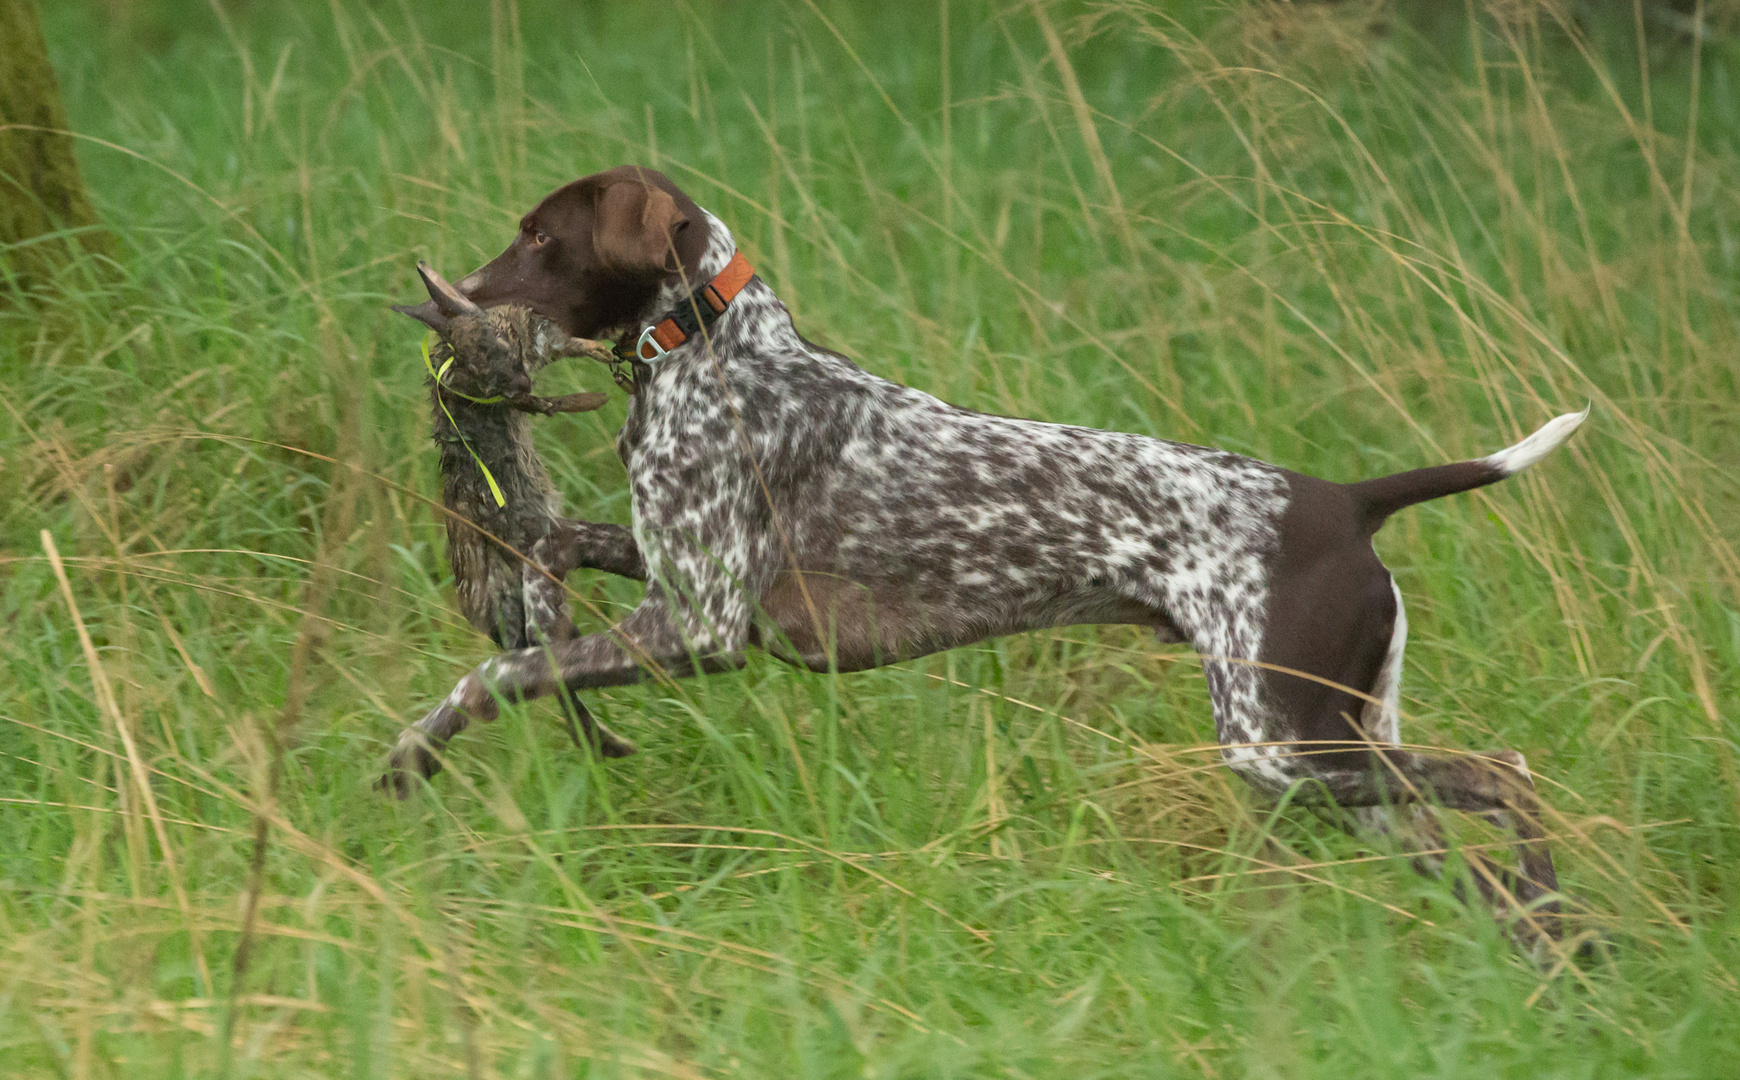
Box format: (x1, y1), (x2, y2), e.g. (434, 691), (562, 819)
(546, 518), (647, 581)
(379, 593), (738, 795)
(517, 520), (643, 639)
(522, 529), (584, 641)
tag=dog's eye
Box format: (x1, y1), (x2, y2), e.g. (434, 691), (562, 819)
(528, 229), (550, 247)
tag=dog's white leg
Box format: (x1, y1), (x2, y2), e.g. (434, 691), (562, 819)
(1354, 578), (1417, 849)
(1360, 577), (1407, 747)
(1341, 580), (1559, 942)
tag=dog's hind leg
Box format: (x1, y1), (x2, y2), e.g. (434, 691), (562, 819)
(1316, 584), (1562, 942)
(1312, 749), (1562, 948)
(1251, 561), (1561, 948)
(1346, 581), (1460, 885)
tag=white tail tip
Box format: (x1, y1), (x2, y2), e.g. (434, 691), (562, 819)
(1484, 404), (1591, 476)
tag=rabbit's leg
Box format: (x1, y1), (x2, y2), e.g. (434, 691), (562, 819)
(522, 533), (637, 759)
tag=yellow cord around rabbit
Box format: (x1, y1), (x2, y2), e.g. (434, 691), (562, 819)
(423, 335), (507, 508)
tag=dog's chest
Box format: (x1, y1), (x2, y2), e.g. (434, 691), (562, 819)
(614, 367), (762, 578)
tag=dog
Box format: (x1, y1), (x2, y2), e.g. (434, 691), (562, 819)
(384, 166), (1586, 938)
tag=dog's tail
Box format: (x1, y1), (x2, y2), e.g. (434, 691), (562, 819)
(1347, 406), (1589, 535)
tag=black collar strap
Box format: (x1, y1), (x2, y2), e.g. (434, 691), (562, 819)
(629, 251), (756, 362)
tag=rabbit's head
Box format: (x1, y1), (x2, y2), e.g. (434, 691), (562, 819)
(396, 262), (584, 401)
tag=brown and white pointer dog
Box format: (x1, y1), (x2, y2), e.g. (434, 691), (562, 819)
(386, 165), (1586, 938)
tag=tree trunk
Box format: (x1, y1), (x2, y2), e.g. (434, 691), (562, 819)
(0, 0), (110, 288)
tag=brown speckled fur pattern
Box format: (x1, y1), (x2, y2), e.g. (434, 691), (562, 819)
(382, 168), (1587, 949)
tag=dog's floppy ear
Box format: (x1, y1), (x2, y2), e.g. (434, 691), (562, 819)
(592, 179), (687, 276)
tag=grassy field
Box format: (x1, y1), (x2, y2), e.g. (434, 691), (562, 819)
(3, 0), (1738, 1075)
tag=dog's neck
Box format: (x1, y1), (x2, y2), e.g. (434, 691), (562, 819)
(648, 208), (737, 317)
(634, 211), (802, 367)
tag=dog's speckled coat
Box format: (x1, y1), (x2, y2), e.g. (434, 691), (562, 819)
(384, 167), (1586, 942)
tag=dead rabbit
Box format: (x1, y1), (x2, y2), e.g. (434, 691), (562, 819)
(388, 261), (638, 779)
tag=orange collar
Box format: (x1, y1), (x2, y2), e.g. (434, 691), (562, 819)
(632, 251), (756, 362)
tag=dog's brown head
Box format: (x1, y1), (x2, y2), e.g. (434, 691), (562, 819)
(399, 166), (709, 340)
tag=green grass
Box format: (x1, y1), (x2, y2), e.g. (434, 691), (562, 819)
(3, 0), (1738, 1075)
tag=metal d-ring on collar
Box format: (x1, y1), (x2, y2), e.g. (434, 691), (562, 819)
(634, 323), (671, 362)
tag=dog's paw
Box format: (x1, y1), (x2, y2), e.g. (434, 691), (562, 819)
(596, 725), (638, 758)
(376, 730), (444, 798)
(559, 702), (637, 759)
(374, 767), (419, 800)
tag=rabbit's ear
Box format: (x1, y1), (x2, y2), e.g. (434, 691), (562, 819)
(392, 298), (449, 334)
(394, 261), (488, 333)
(592, 178), (687, 277)
(418, 261), (486, 317)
